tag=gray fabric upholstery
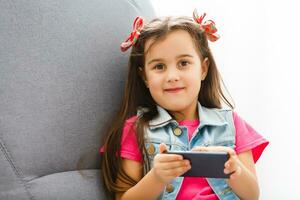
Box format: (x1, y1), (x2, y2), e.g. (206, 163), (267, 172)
(0, 0), (155, 199)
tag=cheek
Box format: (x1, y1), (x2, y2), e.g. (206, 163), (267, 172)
(146, 73), (162, 88)
(148, 79), (162, 95)
(185, 76), (202, 98)
(146, 76), (161, 95)
(186, 73), (202, 89)
(191, 80), (201, 95)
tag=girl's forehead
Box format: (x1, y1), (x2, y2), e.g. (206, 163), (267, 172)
(144, 30), (201, 61)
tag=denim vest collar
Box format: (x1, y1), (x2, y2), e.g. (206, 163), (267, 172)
(148, 102), (228, 130)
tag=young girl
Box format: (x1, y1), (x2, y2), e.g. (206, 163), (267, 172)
(101, 10), (269, 200)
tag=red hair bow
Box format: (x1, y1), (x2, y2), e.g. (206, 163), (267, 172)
(120, 16), (145, 52)
(193, 9), (220, 42)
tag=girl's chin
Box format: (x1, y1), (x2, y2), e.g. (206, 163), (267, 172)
(160, 103), (189, 112)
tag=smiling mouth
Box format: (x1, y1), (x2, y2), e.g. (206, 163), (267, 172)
(164, 87), (185, 93)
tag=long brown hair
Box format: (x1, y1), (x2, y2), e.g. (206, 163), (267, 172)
(101, 16), (234, 195)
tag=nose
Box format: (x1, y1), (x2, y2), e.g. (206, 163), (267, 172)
(166, 67), (180, 83)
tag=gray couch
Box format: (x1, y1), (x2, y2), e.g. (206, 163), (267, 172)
(0, 0), (155, 199)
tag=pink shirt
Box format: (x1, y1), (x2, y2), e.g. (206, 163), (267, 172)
(107, 112), (269, 199)
(176, 119), (217, 200)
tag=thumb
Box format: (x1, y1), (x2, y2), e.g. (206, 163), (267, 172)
(159, 143), (168, 153)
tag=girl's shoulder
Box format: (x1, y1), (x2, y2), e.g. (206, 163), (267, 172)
(125, 115), (138, 124)
(123, 115), (139, 130)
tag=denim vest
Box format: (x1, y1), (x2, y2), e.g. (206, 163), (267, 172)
(141, 102), (240, 200)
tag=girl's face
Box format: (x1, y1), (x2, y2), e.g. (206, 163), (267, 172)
(142, 30), (209, 120)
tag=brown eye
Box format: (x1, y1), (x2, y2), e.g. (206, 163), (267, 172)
(179, 60), (190, 68)
(154, 63), (165, 70)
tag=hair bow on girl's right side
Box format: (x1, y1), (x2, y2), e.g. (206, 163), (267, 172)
(193, 9), (220, 42)
(120, 16), (145, 52)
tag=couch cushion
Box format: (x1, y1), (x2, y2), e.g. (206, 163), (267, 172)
(0, 145), (32, 200)
(0, 0), (155, 199)
(29, 170), (104, 200)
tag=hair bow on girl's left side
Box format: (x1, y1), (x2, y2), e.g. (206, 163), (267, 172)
(193, 9), (220, 42)
(120, 16), (145, 52)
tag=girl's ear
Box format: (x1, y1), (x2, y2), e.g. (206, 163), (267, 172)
(139, 67), (149, 87)
(201, 57), (210, 81)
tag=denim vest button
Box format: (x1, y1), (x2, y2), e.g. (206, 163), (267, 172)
(173, 127), (182, 136)
(147, 143), (155, 155)
(166, 183), (174, 193)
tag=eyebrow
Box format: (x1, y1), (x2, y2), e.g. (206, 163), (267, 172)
(147, 54), (194, 65)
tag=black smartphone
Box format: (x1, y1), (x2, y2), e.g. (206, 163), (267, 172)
(166, 151), (230, 178)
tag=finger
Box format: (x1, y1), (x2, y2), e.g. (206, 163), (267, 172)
(191, 146), (208, 152)
(226, 153), (240, 167)
(159, 143), (168, 153)
(226, 148), (237, 157)
(155, 153), (183, 162)
(225, 157), (236, 168)
(163, 164), (191, 177)
(224, 165), (237, 175)
(224, 157), (240, 174)
(158, 160), (190, 170)
(228, 166), (242, 179)
(225, 156), (236, 167)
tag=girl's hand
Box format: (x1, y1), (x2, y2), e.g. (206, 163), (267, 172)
(192, 146), (242, 179)
(151, 143), (191, 184)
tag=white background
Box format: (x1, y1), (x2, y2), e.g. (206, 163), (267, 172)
(151, 0), (300, 199)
